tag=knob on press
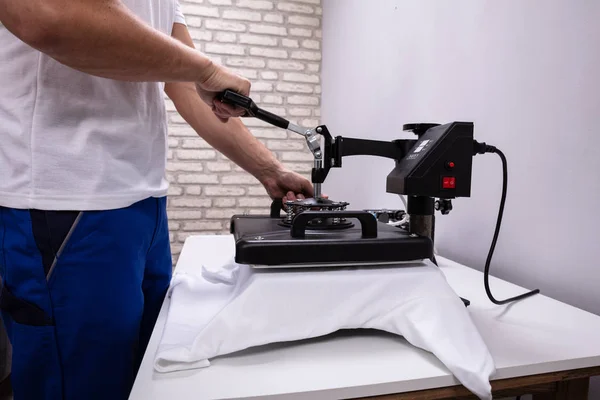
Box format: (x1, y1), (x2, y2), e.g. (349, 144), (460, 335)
(403, 123), (440, 137)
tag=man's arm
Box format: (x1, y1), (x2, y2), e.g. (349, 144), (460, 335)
(0, 0), (248, 112)
(1, 0), (210, 82)
(166, 23), (313, 199)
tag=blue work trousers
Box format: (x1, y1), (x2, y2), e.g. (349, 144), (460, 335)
(0, 197), (172, 400)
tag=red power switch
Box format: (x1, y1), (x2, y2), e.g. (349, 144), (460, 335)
(442, 176), (456, 189)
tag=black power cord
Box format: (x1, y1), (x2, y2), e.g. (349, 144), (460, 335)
(473, 141), (540, 305)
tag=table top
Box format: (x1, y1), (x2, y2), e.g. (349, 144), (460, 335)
(130, 235), (600, 400)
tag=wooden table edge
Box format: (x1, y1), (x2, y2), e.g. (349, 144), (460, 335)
(358, 366), (600, 400)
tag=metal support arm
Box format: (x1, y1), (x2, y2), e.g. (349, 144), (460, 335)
(311, 125), (418, 185)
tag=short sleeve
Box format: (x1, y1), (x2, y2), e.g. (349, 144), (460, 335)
(174, 0), (187, 26)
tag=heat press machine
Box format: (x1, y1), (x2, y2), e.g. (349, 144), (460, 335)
(218, 90), (540, 305)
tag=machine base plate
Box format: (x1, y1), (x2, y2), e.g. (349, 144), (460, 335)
(230, 214), (433, 267)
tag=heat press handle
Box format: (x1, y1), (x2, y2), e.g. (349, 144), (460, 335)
(291, 211), (378, 239)
(218, 89), (290, 130)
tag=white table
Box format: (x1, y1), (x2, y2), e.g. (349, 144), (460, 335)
(130, 235), (600, 399)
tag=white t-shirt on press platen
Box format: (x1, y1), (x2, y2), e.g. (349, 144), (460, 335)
(0, 1), (187, 211)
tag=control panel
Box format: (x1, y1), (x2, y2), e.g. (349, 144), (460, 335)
(385, 122), (474, 199)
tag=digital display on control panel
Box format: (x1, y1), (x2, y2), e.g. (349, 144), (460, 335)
(406, 139), (432, 160)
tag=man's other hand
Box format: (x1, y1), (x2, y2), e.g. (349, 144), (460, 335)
(260, 168), (315, 203)
(196, 64), (250, 122)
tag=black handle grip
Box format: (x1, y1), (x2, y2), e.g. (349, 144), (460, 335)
(270, 199), (283, 218)
(256, 108), (289, 130)
(217, 90), (256, 116)
(291, 211), (378, 239)
(218, 89), (290, 129)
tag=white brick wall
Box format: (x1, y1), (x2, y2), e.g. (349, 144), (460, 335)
(167, 0), (323, 259)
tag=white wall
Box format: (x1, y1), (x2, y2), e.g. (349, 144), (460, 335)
(322, 0), (600, 396)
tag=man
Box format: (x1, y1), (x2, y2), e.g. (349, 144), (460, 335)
(0, 0), (314, 399)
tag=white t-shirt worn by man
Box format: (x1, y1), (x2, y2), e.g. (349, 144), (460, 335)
(0, 1), (187, 211)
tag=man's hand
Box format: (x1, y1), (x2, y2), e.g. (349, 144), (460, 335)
(260, 168), (315, 203)
(196, 65), (251, 122)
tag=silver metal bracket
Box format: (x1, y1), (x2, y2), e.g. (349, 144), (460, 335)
(288, 124), (322, 157)
(287, 123), (324, 198)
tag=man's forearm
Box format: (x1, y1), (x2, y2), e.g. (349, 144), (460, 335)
(0, 0), (214, 83)
(165, 21), (284, 189)
(166, 82), (282, 183)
